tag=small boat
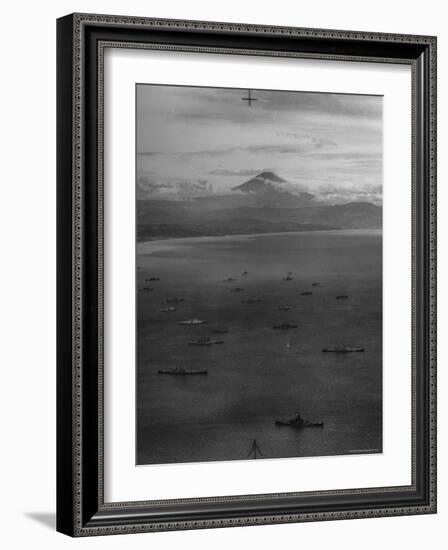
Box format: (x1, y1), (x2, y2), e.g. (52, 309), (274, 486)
(223, 277), (236, 282)
(275, 413), (323, 428)
(166, 297), (185, 304)
(146, 277), (160, 282)
(188, 337), (224, 346)
(272, 323), (298, 330)
(212, 329), (229, 334)
(322, 347), (365, 353)
(283, 276), (294, 281)
(275, 419), (324, 428)
(311, 282), (320, 287)
(140, 287), (153, 292)
(301, 291), (312, 296)
(158, 368), (208, 375)
(336, 295), (349, 300)
(242, 299), (261, 304)
(160, 306), (176, 312)
(230, 287), (245, 292)
(178, 318), (206, 325)
(276, 306), (292, 311)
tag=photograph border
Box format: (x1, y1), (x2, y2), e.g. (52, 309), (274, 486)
(56, 13), (436, 536)
(134, 80), (385, 467)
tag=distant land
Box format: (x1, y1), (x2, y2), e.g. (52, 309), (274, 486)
(137, 171), (382, 241)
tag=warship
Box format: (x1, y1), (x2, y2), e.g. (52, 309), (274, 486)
(166, 297), (185, 304)
(322, 346), (365, 353)
(275, 413), (324, 428)
(188, 337), (224, 346)
(158, 368), (208, 375)
(178, 318), (206, 325)
(272, 323), (298, 330)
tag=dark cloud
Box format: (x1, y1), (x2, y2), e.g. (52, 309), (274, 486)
(307, 151), (381, 161)
(208, 168), (268, 177)
(138, 140), (335, 159)
(275, 132), (337, 148)
(167, 88), (382, 122)
(255, 89), (383, 119)
(244, 145), (309, 155)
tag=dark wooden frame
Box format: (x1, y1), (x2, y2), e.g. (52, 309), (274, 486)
(57, 13), (437, 537)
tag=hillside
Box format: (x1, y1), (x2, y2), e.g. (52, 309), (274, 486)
(137, 200), (381, 241)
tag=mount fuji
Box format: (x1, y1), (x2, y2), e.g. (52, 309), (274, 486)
(231, 171), (314, 207)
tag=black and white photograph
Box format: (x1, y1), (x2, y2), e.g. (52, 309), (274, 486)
(136, 84), (383, 465)
(52, 7), (438, 540)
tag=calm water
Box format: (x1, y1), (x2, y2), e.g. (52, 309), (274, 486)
(136, 230), (382, 464)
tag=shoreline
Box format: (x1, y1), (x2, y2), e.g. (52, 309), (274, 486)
(137, 228), (382, 252)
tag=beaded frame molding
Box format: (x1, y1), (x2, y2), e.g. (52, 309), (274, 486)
(56, 13), (437, 537)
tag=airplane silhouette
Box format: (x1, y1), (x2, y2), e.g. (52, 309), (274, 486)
(241, 89), (257, 107)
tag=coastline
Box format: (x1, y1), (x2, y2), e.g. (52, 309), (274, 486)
(137, 228), (383, 255)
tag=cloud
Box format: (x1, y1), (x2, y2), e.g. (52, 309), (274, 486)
(137, 176), (212, 198)
(316, 183), (382, 204)
(137, 176), (173, 191)
(307, 151), (381, 161)
(243, 144), (319, 155)
(166, 89), (382, 125)
(136, 84), (383, 202)
(275, 132), (337, 148)
(138, 139), (335, 159)
(208, 168), (268, 177)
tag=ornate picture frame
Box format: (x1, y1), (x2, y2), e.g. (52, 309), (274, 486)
(57, 13), (436, 536)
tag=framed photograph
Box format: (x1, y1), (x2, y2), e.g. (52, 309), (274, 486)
(57, 13), (437, 536)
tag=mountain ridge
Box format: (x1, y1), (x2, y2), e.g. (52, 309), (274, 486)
(137, 199), (381, 241)
(231, 171), (314, 205)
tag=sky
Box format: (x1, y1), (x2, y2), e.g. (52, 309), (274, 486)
(136, 84), (382, 204)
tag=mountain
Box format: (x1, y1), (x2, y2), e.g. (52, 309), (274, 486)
(221, 202), (382, 229)
(289, 202), (381, 229)
(232, 171), (287, 193)
(231, 171), (314, 207)
(136, 172), (381, 241)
